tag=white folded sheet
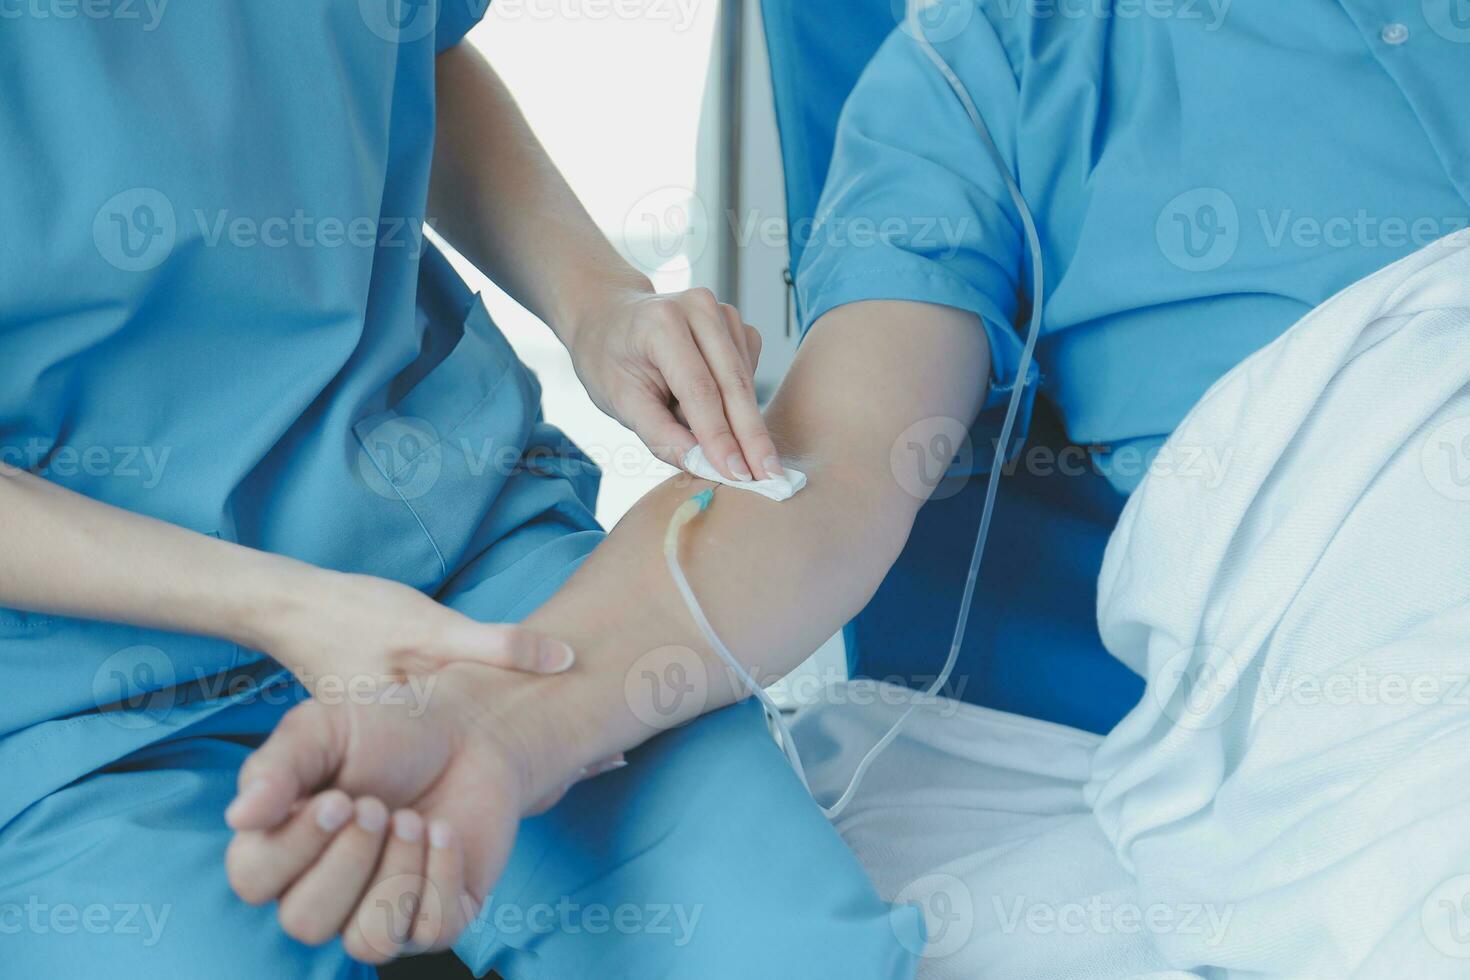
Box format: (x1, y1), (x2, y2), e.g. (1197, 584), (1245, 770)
(794, 232), (1470, 978)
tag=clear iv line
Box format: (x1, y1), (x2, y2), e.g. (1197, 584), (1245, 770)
(663, 5), (1046, 819)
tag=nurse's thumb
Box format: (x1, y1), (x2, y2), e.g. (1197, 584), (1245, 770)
(227, 701), (342, 832)
(435, 621), (576, 676)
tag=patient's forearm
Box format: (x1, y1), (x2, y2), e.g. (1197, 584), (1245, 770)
(519, 300), (992, 765)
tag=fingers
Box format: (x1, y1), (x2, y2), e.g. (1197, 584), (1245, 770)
(276, 797), (393, 947)
(684, 296), (782, 480)
(226, 789), (356, 906)
(435, 618), (576, 675)
(649, 318), (748, 481)
(342, 810), (429, 964)
(412, 819), (470, 953)
(617, 386), (699, 470)
(227, 701), (342, 832)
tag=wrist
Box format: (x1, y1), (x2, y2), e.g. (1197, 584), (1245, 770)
(224, 549), (336, 658)
(553, 267), (655, 349)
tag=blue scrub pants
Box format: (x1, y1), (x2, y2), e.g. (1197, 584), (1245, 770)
(1, 496), (921, 979)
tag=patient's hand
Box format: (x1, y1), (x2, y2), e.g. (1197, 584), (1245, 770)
(224, 659), (597, 962)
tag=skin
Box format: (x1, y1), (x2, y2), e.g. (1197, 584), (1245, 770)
(225, 298), (992, 960)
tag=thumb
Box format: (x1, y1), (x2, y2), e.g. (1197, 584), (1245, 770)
(434, 617), (576, 675)
(227, 700), (344, 832)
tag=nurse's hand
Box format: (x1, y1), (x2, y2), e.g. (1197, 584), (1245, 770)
(566, 285), (784, 482)
(224, 659), (587, 962)
(252, 569), (577, 697)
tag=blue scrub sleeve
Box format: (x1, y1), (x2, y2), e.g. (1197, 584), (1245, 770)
(795, 10), (1038, 469)
(438, 0), (493, 52)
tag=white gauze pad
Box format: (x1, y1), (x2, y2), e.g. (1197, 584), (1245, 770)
(681, 446), (807, 502)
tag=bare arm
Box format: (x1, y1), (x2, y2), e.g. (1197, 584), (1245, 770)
(522, 300), (992, 753)
(0, 466), (575, 684)
(428, 43), (781, 481)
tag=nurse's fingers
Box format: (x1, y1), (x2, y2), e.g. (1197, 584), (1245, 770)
(648, 313), (749, 482)
(688, 302), (781, 481)
(342, 810), (429, 964)
(226, 789), (355, 906)
(277, 797), (393, 947)
(616, 382), (700, 470)
(228, 700), (344, 832)
(411, 819), (470, 952)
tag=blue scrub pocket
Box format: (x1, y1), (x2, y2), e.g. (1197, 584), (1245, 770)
(352, 298), (543, 587)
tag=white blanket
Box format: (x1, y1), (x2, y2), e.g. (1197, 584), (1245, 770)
(793, 233), (1470, 978)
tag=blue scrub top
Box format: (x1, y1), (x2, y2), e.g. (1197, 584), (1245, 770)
(798, 0), (1470, 491)
(0, 2), (604, 823)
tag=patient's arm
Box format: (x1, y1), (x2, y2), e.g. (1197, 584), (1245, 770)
(227, 300), (991, 958)
(527, 300), (991, 740)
